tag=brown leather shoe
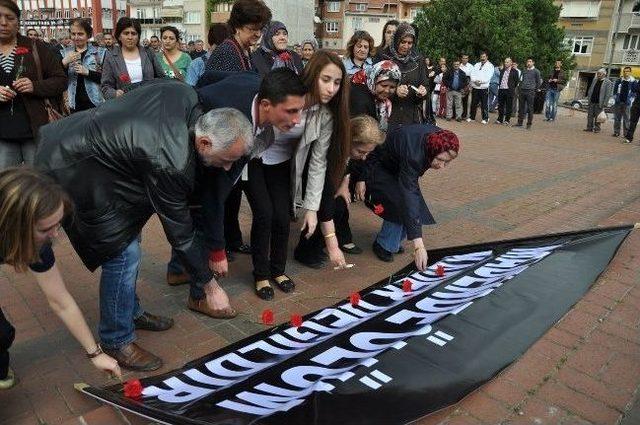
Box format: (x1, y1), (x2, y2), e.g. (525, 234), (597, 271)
(187, 296), (237, 319)
(167, 272), (190, 286)
(134, 312), (174, 331)
(102, 342), (163, 372)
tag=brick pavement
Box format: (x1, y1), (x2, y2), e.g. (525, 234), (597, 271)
(0, 108), (639, 425)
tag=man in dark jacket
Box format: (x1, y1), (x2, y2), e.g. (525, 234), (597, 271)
(544, 60), (566, 121)
(35, 79), (255, 371)
(495, 57), (520, 125)
(192, 68), (307, 281)
(514, 57), (542, 129)
(442, 60), (468, 121)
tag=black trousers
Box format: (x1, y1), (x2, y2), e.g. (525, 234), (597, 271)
(518, 89), (536, 125)
(625, 98), (640, 142)
(224, 183), (245, 249)
(294, 176), (335, 263)
(245, 159), (291, 280)
(497, 89), (514, 123)
(334, 196), (353, 247)
(0, 307), (15, 379)
(470, 88), (489, 121)
(461, 91), (469, 119)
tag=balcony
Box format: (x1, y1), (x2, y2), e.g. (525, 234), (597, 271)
(611, 49), (640, 65)
(127, 0), (161, 6)
(161, 7), (183, 18)
(617, 12), (640, 33)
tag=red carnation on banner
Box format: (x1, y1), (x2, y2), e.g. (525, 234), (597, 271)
(278, 51), (292, 62)
(350, 292), (361, 306)
(402, 279), (412, 293)
(436, 264), (445, 277)
(373, 204), (384, 216)
(261, 309), (274, 326)
(123, 379), (143, 399)
(119, 73), (131, 84)
(351, 69), (366, 85)
(290, 314), (303, 328)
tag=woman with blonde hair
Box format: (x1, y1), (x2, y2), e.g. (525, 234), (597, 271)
(0, 167), (120, 390)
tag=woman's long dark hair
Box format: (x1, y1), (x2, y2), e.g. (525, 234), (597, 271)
(377, 19), (399, 52)
(302, 50), (351, 190)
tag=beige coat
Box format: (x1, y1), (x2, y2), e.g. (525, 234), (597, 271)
(291, 105), (333, 215)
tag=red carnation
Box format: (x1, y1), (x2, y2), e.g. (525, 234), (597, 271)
(350, 292), (361, 306)
(381, 60), (393, 70)
(278, 51), (292, 62)
(119, 73), (131, 84)
(123, 379), (143, 399)
(290, 314), (303, 328)
(351, 69), (366, 85)
(436, 264), (445, 277)
(402, 279), (412, 293)
(261, 309), (274, 325)
(15, 47), (30, 56)
(373, 204), (384, 216)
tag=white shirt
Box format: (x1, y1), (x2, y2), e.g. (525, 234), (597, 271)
(262, 112), (307, 165)
(124, 57), (143, 84)
(470, 61), (495, 89)
(460, 62), (474, 80)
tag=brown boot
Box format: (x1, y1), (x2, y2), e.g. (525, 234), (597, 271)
(167, 272), (191, 286)
(102, 342), (162, 372)
(187, 296), (237, 319)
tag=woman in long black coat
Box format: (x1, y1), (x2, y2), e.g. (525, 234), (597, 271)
(251, 21), (303, 76)
(364, 124), (460, 270)
(375, 23), (429, 130)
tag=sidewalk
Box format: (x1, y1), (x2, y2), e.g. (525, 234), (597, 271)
(1, 109), (638, 425)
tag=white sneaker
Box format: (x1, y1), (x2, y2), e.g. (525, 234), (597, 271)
(0, 368), (16, 390)
(623, 139), (632, 144)
(481, 120), (487, 125)
(466, 118), (472, 122)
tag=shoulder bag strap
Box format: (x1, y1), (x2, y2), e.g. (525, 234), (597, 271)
(162, 50), (185, 81)
(31, 40), (44, 82)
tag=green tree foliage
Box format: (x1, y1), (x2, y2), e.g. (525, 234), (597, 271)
(413, 0), (575, 75)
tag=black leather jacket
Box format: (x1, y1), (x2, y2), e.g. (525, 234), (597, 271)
(35, 79), (213, 286)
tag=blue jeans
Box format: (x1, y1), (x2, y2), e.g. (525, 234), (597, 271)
(99, 238), (144, 349)
(376, 220), (407, 253)
(545, 89), (560, 120)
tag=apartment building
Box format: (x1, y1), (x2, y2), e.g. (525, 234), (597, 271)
(211, 0), (315, 47)
(605, 0), (640, 74)
(17, 0), (127, 40)
(128, 0), (205, 42)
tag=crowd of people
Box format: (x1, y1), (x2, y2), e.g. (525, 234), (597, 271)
(0, 0), (632, 392)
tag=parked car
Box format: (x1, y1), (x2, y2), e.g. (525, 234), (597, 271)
(565, 96), (615, 113)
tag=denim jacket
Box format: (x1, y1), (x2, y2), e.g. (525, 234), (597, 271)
(61, 44), (106, 109)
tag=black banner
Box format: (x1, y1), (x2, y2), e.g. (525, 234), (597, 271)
(78, 226), (633, 425)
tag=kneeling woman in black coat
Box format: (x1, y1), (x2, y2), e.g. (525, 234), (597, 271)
(364, 124), (460, 270)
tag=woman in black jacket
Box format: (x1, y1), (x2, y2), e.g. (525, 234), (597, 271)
(364, 124), (460, 270)
(251, 21), (303, 76)
(375, 23), (428, 130)
(350, 59), (401, 131)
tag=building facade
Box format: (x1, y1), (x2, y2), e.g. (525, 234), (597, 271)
(17, 0), (127, 40)
(127, 0), (205, 43)
(604, 0), (640, 74)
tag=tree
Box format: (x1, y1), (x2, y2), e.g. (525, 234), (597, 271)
(413, 0), (574, 75)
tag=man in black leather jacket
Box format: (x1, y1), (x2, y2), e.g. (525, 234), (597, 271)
(35, 79), (255, 371)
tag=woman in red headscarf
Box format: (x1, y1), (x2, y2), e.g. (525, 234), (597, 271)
(362, 124), (460, 270)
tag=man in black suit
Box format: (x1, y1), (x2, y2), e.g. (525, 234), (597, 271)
(495, 57), (520, 125)
(164, 69), (308, 298)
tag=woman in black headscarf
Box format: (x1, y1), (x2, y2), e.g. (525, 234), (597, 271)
(251, 21), (303, 76)
(377, 22), (428, 130)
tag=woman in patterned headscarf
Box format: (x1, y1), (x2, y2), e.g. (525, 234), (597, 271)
(376, 22), (428, 130)
(251, 21), (303, 76)
(350, 60), (401, 131)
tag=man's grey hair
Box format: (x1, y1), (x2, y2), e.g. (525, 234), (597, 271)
(195, 108), (254, 154)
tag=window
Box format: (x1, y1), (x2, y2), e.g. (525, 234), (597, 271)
(213, 2), (231, 12)
(327, 1), (340, 12)
(352, 17), (363, 30)
(64, 9), (70, 18)
(355, 3), (366, 12)
(184, 11), (201, 24)
(55, 9), (61, 18)
(564, 36), (593, 55)
(325, 21), (339, 33)
(623, 34), (639, 50)
(559, 1), (601, 19)
(369, 17), (380, 23)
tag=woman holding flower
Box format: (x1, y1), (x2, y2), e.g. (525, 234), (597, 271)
(60, 18), (106, 112)
(0, 0), (66, 169)
(157, 26), (191, 81)
(100, 17), (164, 99)
(251, 21), (303, 77)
